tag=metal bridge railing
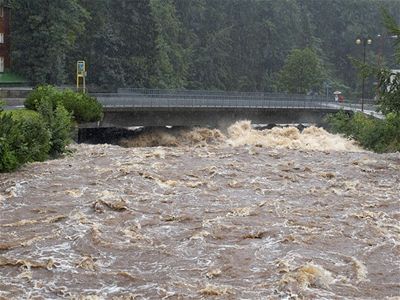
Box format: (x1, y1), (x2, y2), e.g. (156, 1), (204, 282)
(93, 89), (377, 112)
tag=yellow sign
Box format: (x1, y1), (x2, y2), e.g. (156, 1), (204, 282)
(76, 61), (86, 93)
(77, 61), (86, 76)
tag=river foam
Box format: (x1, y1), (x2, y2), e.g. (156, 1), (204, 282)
(120, 121), (362, 152)
(0, 122), (398, 299)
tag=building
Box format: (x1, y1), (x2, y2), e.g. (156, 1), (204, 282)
(0, 4), (10, 73)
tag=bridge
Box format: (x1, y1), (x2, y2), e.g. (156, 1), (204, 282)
(92, 88), (379, 127)
(2, 88), (380, 127)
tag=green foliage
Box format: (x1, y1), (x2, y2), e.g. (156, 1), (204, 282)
(0, 110), (51, 172)
(326, 110), (353, 136)
(382, 8), (400, 63)
(10, 110), (51, 162)
(35, 98), (73, 156)
(384, 113), (400, 151)
(59, 90), (103, 123)
(8, 0), (400, 92)
(69, 0), (158, 89)
(0, 85), (90, 171)
(327, 111), (400, 153)
(24, 85), (61, 111)
(0, 113), (20, 172)
(11, 0), (88, 85)
(25, 86), (103, 123)
(377, 10), (400, 115)
(378, 70), (400, 115)
(0, 139), (19, 172)
(277, 48), (323, 94)
(48, 105), (73, 155)
(150, 0), (189, 88)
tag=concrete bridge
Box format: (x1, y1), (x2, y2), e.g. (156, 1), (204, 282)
(2, 88), (380, 127)
(92, 89), (378, 127)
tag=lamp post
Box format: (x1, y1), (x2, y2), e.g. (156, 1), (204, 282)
(356, 37), (372, 112)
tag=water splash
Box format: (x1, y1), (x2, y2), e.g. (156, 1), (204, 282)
(120, 121), (363, 152)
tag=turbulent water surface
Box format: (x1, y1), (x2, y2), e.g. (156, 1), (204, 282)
(0, 122), (399, 299)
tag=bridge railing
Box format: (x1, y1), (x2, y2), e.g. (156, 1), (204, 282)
(93, 89), (377, 111)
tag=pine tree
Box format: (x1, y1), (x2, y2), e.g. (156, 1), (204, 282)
(11, 0), (87, 85)
(109, 0), (158, 87)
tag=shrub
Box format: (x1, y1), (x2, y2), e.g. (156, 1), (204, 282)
(327, 111), (400, 153)
(61, 89), (103, 122)
(49, 105), (73, 155)
(0, 138), (19, 172)
(2, 85), (102, 172)
(0, 110), (52, 172)
(382, 113), (400, 152)
(25, 86), (103, 123)
(0, 113), (21, 172)
(24, 85), (61, 111)
(36, 100), (73, 156)
(10, 110), (51, 162)
(326, 110), (353, 136)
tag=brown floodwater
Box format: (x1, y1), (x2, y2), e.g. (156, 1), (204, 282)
(0, 122), (399, 299)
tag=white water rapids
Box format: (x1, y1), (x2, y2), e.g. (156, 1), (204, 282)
(0, 121), (399, 299)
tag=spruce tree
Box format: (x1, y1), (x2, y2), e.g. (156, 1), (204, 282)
(11, 0), (87, 85)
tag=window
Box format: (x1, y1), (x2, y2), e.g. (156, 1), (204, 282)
(0, 57), (4, 73)
(0, 33), (4, 44)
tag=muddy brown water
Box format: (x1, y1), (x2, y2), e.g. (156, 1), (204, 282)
(0, 122), (399, 299)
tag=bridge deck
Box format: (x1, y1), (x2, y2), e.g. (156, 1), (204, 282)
(2, 88), (382, 126)
(95, 90), (376, 111)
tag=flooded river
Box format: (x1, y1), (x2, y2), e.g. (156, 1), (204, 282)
(0, 122), (399, 299)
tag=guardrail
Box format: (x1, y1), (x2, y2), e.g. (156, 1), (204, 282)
(93, 89), (378, 112)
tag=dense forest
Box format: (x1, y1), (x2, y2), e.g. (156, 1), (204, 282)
(5, 0), (400, 95)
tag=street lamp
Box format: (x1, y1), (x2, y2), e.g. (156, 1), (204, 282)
(355, 37), (372, 112)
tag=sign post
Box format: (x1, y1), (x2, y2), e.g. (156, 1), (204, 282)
(76, 61), (87, 93)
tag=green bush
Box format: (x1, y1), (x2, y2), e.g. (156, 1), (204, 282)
(61, 89), (103, 122)
(24, 85), (61, 111)
(0, 106), (73, 172)
(327, 111), (400, 153)
(0, 110), (52, 172)
(36, 100), (73, 156)
(0, 138), (19, 172)
(49, 105), (73, 155)
(2, 85), (102, 172)
(10, 110), (51, 162)
(381, 113), (400, 152)
(25, 86), (103, 123)
(0, 113), (21, 172)
(326, 110), (353, 136)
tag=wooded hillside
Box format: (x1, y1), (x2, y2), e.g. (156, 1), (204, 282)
(6, 0), (400, 94)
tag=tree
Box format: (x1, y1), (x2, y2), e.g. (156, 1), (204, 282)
(150, 0), (189, 88)
(378, 10), (400, 115)
(109, 0), (158, 87)
(68, 0), (126, 89)
(71, 0), (158, 89)
(7, 0), (400, 92)
(379, 70), (400, 115)
(277, 48), (323, 94)
(11, 0), (87, 85)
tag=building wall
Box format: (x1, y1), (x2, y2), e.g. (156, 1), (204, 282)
(0, 6), (11, 71)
